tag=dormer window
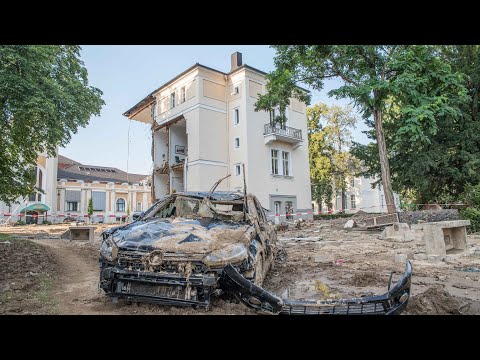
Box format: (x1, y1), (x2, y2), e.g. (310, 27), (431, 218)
(170, 92), (175, 109)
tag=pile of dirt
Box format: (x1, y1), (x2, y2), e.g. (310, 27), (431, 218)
(405, 286), (461, 315)
(343, 272), (387, 287)
(398, 209), (459, 225)
(0, 237), (58, 314)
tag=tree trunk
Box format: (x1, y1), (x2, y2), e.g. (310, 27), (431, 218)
(373, 108), (396, 213)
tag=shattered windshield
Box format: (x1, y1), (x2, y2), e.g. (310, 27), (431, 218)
(151, 195), (245, 222)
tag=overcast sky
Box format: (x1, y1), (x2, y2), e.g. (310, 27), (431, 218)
(60, 45), (369, 174)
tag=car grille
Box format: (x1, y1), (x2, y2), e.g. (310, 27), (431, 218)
(117, 249), (206, 273)
(281, 300), (388, 315)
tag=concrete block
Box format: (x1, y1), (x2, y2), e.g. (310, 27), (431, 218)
(69, 226), (96, 241)
(380, 222), (415, 242)
(420, 220), (470, 258)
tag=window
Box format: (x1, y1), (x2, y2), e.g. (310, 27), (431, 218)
(28, 194), (36, 202)
(350, 178), (355, 187)
(234, 108), (239, 125)
(350, 195), (356, 209)
(274, 201), (281, 216)
(116, 198), (126, 212)
(381, 195), (384, 208)
(137, 202), (142, 212)
(67, 202), (78, 211)
(282, 151), (290, 176)
(170, 92), (175, 109)
(181, 86), (186, 103)
(271, 149), (279, 175)
(234, 85), (239, 94)
(234, 137), (240, 148)
(235, 164), (241, 176)
(269, 109), (276, 124)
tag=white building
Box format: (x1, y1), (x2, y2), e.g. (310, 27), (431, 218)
(123, 52), (313, 219)
(0, 151), (58, 224)
(313, 175), (401, 214)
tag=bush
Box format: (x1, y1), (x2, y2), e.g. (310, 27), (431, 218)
(16, 220), (26, 225)
(462, 184), (480, 208)
(43, 220), (52, 225)
(460, 207), (480, 233)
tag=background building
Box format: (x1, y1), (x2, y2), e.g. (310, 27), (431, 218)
(0, 151), (58, 224)
(1, 153), (151, 224)
(124, 52), (313, 220)
(312, 175), (401, 214)
(56, 155), (151, 223)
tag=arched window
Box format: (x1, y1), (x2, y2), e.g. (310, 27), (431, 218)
(116, 198), (126, 212)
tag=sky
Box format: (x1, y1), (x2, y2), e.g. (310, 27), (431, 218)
(60, 45), (370, 175)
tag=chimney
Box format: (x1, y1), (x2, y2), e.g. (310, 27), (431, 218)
(231, 52), (242, 72)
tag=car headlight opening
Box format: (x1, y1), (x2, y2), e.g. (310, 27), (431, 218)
(203, 243), (248, 267)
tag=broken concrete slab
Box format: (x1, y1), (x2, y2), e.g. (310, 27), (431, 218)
(379, 222), (416, 242)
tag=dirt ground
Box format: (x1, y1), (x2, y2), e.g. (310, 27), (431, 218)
(1, 219), (480, 315)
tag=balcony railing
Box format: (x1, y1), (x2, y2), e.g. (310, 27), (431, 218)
(264, 123), (302, 140)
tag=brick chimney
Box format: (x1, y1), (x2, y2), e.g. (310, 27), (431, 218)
(231, 52), (243, 72)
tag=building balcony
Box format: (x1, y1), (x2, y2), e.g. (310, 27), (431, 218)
(263, 123), (303, 148)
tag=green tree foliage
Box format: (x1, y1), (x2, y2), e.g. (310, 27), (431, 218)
(87, 197), (94, 217)
(307, 103), (360, 210)
(255, 45), (466, 212)
(0, 45), (104, 204)
(352, 46), (475, 204)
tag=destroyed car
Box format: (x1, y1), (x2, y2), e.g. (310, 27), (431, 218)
(99, 191), (280, 312)
(99, 191), (413, 315)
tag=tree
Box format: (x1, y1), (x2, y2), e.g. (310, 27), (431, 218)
(255, 45), (466, 213)
(307, 103), (332, 210)
(352, 46), (472, 203)
(0, 45), (104, 205)
(87, 197), (93, 223)
(307, 103), (359, 211)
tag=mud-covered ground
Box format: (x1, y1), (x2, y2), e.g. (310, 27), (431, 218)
(1, 219), (479, 315)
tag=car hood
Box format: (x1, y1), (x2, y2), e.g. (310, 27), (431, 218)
(109, 217), (251, 254)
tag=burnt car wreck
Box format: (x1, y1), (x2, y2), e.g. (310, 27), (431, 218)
(99, 191), (412, 315)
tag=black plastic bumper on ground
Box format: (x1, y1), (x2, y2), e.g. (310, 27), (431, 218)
(281, 260), (413, 315)
(220, 261), (412, 315)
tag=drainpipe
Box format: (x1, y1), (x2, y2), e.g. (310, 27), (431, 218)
(225, 74), (230, 189)
(184, 156), (188, 191)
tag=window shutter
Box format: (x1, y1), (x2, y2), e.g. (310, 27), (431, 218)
(65, 190), (81, 202)
(92, 191), (106, 211)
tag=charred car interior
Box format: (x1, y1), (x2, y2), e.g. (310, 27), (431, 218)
(99, 191), (412, 315)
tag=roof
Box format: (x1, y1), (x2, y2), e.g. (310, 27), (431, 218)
(57, 154), (149, 185)
(122, 62), (310, 118)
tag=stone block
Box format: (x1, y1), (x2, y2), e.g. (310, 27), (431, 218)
(380, 222), (415, 242)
